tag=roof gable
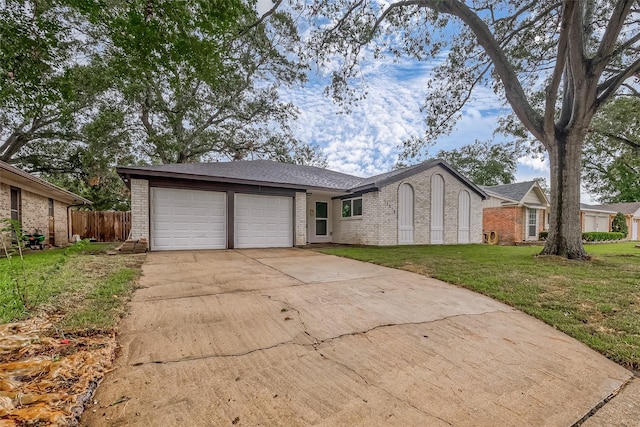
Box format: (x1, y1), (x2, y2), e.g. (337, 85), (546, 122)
(481, 181), (548, 206)
(352, 159), (487, 199)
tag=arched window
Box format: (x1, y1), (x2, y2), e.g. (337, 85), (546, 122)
(458, 190), (471, 243)
(430, 174), (445, 244)
(398, 183), (414, 244)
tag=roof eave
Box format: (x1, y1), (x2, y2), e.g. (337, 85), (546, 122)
(1, 161), (91, 205)
(116, 167), (351, 194)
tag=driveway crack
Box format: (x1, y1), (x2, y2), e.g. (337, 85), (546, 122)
(129, 310), (504, 367)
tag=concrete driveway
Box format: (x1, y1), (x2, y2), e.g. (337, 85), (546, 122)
(82, 249), (633, 426)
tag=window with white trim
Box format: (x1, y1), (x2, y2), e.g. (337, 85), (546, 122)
(342, 197), (363, 218)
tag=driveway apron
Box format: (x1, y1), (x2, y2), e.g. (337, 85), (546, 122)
(82, 249), (633, 426)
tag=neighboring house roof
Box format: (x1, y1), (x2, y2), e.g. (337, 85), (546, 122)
(580, 203), (617, 214)
(0, 161), (91, 205)
(480, 181), (549, 207)
(117, 159), (488, 198)
(594, 202), (640, 217)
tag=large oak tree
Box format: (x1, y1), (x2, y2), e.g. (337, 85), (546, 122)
(310, 0), (640, 258)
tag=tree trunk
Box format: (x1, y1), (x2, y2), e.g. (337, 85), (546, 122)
(541, 132), (589, 259)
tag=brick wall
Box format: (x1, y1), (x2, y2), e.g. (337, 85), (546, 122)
(294, 192), (306, 246)
(0, 184), (9, 219)
(53, 199), (69, 244)
(130, 179), (149, 243)
(0, 184), (71, 245)
(483, 206), (528, 243)
(331, 191), (381, 245)
(332, 165), (484, 245)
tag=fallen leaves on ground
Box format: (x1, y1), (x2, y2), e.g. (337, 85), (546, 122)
(0, 317), (116, 426)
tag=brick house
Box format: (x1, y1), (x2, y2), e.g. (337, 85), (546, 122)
(481, 181), (549, 244)
(0, 161), (91, 246)
(117, 159), (487, 251)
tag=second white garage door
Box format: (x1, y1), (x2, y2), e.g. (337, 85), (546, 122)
(150, 188), (226, 250)
(235, 194), (292, 248)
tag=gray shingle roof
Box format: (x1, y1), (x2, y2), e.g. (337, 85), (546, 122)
(592, 202), (640, 215)
(117, 159), (487, 198)
(580, 203), (617, 213)
(480, 181), (537, 202)
(118, 160), (364, 191)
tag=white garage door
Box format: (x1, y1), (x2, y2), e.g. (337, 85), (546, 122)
(235, 194), (292, 248)
(584, 214), (607, 232)
(151, 188), (226, 250)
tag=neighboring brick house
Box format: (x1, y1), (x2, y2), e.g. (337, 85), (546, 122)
(481, 181), (549, 244)
(587, 202), (640, 240)
(117, 159), (487, 251)
(0, 161), (91, 246)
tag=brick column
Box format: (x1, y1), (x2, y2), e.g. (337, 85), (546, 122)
(130, 179), (149, 244)
(294, 192), (307, 246)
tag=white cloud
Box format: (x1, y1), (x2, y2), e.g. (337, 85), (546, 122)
(282, 53), (513, 177)
(517, 154), (549, 173)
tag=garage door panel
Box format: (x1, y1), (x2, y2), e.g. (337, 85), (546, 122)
(235, 194), (292, 249)
(151, 188), (226, 251)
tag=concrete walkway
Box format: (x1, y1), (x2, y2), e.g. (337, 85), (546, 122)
(82, 249), (633, 426)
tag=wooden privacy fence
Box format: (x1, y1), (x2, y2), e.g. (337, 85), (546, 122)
(71, 211), (131, 242)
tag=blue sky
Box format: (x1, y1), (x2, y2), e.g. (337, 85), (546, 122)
(280, 57), (553, 186)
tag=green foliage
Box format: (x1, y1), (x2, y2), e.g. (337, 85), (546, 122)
(91, 0), (310, 165)
(611, 213), (628, 235)
(0, 219), (90, 318)
(60, 268), (139, 330)
(583, 97), (640, 203)
(320, 243), (640, 369)
(0, 242), (141, 324)
(582, 232), (625, 242)
(437, 140), (519, 186)
(1, 0), (321, 209)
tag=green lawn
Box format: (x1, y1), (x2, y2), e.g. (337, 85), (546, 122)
(0, 242), (144, 330)
(320, 242), (640, 370)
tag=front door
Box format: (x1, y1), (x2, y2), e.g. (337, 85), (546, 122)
(308, 198), (332, 243)
(527, 208), (537, 240)
(315, 201), (329, 240)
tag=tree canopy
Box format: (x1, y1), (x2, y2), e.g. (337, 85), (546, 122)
(1, 0), (325, 209)
(436, 140), (518, 186)
(310, 0), (640, 258)
(583, 96), (640, 203)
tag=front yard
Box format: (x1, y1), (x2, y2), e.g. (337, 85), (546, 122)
(0, 242), (144, 425)
(321, 242), (640, 371)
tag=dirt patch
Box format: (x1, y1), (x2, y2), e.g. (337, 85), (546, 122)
(0, 317), (117, 426)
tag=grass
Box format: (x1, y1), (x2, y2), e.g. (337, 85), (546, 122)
(0, 242), (144, 331)
(320, 242), (640, 370)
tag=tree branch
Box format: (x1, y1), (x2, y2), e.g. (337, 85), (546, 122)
(596, 56), (640, 105)
(593, 0), (635, 74)
(428, 0), (544, 140)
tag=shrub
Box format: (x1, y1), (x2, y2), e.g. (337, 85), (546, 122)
(611, 212), (628, 236)
(582, 232), (625, 242)
(539, 231), (548, 240)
